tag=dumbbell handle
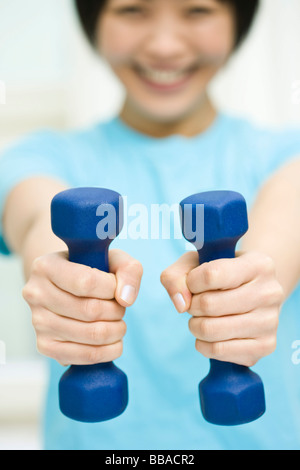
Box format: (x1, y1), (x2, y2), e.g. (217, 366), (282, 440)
(198, 241), (235, 264)
(68, 243), (109, 270)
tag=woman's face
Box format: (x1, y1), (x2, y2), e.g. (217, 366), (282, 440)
(96, 0), (236, 123)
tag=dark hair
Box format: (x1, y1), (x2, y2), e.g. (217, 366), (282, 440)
(74, 0), (260, 50)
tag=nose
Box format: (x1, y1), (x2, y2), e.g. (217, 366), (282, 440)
(143, 15), (187, 64)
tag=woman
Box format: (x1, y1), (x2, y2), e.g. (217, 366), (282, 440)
(1, 0), (300, 450)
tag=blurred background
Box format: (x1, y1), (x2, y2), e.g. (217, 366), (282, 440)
(0, 0), (300, 450)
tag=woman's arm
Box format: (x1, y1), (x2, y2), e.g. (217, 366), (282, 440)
(241, 157), (300, 298)
(2, 177), (69, 279)
(2, 177), (143, 366)
(160, 157), (300, 367)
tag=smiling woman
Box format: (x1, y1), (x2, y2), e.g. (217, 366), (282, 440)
(75, 0), (259, 136)
(97, 1), (234, 133)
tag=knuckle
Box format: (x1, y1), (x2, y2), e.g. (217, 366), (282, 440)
(83, 298), (100, 322)
(199, 293), (214, 315)
(22, 283), (31, 302)
(202, 263), (219, 287)
(261, 310), (279, 337)
(78, 268), (97, 296)
(129, 259), (144, 278)
(121, 259), (143, 292)
(117, 304), (126, 319)
(36, 337), (52, 357)
(100, 322), (112, 343)
(120, 320), (127, 338)
(243, 356), (258, 368)
(88, 322), (110, 345)
(211, 341), (225, 359)
(195, 339), (201, 353)
(261, 281), (283, 307)
(274, 308), (280, 327)
(258, 254), (275, 276)
(99, 322), (110, 344)
(31, 256), (48, 275)
(260, 286), (273, 305)
(110, 341), (124, 361)
(105, 300), (126, 320)
(269, 336), (278, 354)
(195, 339), (217, 359)
(264, 255), (276, 274)
(22, 282), (41, 306)
(195, 339), (203, 355)
(274, 284), (284, 306)
(268, 309), (280, 332)
(160, 268), (172, 287)
(188, 317), (196, 336)
(195, 339), (209, 357)
(199, 318), (214, 341)
(86, 341), (124, 364)
(85, 346), (101, 365)
(260, 336), (277, 357)
(89, 323), (102, 345)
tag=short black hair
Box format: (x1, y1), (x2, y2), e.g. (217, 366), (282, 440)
(74, 0), (260, 50)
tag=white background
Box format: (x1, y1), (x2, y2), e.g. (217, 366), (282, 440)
(0, 0), (300, 450)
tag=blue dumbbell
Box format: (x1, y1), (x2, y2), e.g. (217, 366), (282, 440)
(51, 187), (128, 423)
(180, 190), (266, 426)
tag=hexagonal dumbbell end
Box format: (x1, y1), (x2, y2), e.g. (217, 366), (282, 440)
(180, 191), (266, 426)
(51, 188), (128, 423)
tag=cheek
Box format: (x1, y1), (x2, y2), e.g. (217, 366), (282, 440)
(192, 17), (235, 65)
(97, 18), (139, 66)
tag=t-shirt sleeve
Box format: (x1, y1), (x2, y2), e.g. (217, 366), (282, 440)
(0, 130), (72, 255)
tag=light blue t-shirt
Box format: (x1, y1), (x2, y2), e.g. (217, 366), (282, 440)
(1, 113), (300, 450)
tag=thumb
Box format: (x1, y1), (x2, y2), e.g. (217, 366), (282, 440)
(160, 251), (198, 313)
(109, 249), (143, 307)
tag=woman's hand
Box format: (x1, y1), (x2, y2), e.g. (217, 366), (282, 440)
(160, 251), (284, 367)
(22, 249), (143, 366)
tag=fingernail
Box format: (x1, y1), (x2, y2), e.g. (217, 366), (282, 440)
(173, 293), (186, 313)
(120, 285), (136, 305)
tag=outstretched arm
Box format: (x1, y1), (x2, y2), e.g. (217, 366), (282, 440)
(2, 177), (143, 366)
(241, 157), (300, 298)
(2, 177), (68, 279)
(161, 157), (300, 366)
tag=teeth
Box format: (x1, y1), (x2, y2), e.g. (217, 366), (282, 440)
(140, 68), (188, 85)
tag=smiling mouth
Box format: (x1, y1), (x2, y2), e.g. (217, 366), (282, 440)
(134, 64), (197, 91)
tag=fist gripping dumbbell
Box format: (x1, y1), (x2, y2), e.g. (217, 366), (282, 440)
(180, 190), (266, 426)
(51, 187), (128, 423)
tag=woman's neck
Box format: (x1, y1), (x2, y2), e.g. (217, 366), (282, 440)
(119, 94), (217, 139)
